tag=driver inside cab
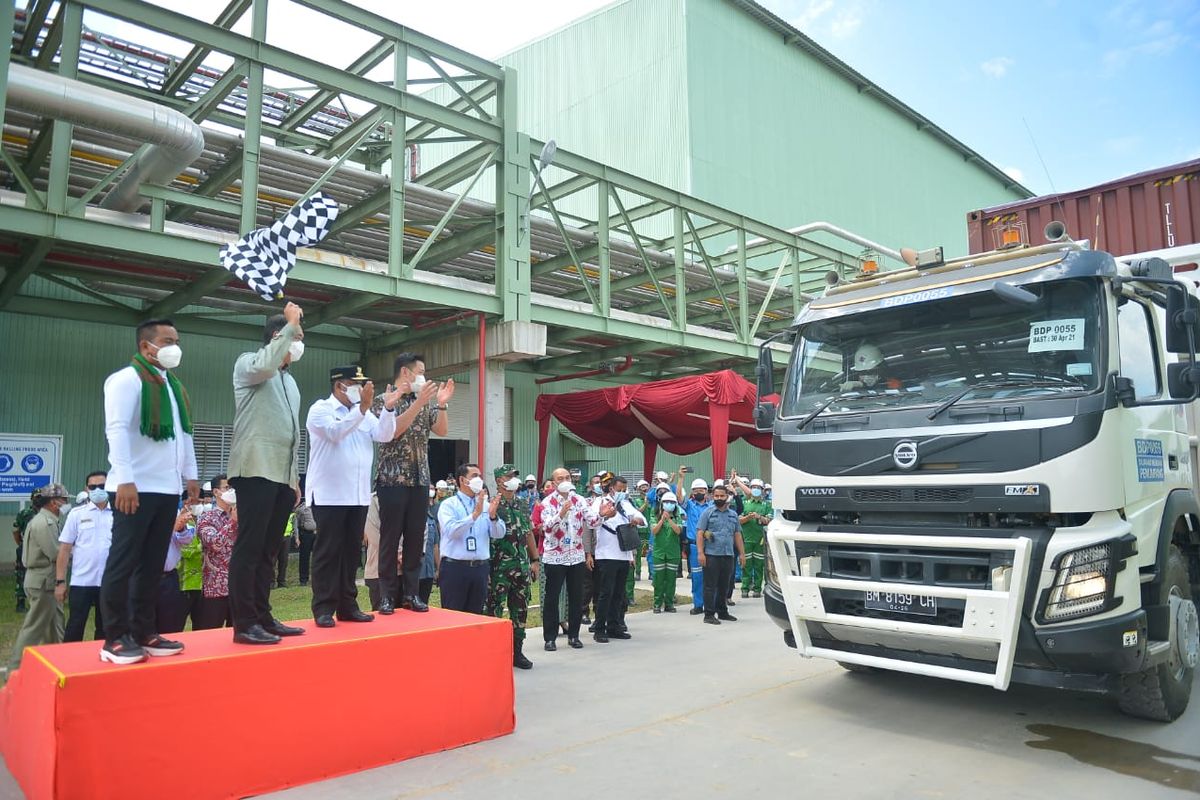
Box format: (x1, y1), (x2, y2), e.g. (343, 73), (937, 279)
(840, 343), (903, 392)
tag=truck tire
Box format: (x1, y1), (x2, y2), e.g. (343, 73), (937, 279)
(838, 661), (878, 674)
(1116, 545), (1197, 721)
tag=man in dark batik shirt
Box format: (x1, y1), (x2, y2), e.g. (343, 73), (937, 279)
(372, 352), (455, 614)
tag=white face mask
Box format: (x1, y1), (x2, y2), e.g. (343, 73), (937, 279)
(467, 476), (485, 494)
(504, 478), (521, 492)
(557, 481), (574, 495)
(344, 384), (362, 404)
(222, 489), (237, 506)
(288, 340), (305, 362)
(410, 374), (427, 390)
(428, 489), (436, 499)
(151, 342), (182, 370)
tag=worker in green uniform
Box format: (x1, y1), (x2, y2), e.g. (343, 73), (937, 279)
(8, 484), (71, 671)
(739, 478), (772, 597)
(488, 465), (540, 670)
(626, 479), (653, 605)
(651, 491), (683, 613)
(11, 490), (38, 613)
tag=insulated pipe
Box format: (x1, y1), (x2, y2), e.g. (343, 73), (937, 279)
(535, 355), (634, 385)
(5, 64), (205, 212)
(727, 221), (903, 263)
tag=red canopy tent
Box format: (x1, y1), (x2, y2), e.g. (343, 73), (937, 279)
(534, 369), (771, 482)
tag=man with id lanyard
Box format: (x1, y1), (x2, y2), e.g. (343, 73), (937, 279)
(436, 463), (504, 614)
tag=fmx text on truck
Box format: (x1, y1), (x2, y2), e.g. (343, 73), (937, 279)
(756, 227), (1200, 721)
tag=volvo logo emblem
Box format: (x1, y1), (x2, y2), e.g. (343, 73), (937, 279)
(892, 441), (919, 471)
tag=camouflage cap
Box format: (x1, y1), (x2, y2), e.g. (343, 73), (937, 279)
(493, 464), (520, 480)
(35, 483), (69, 500)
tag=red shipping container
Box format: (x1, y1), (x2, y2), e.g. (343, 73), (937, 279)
(967, 159), (1200, 256)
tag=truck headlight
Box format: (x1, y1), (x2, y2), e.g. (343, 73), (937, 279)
(1042, 542), (1114, 622)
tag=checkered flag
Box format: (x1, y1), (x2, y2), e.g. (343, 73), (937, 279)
(219, 192), (340, 301)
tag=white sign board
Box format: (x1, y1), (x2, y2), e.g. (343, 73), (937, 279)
(1028, 318), (1085, 352)
(0, 433), (63, 502)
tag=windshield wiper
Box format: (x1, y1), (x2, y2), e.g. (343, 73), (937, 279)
(926, 378), (1082, 421)
(797, 391), (859, 431)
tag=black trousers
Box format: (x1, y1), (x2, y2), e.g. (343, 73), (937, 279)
(419, 577), (434, 605)
(64, 585), (104, 642)
(100, 492), (178, 643)
(310, 505), (368, 618)
(193, 595), (232, 630)
(703, 555), (735, 615)
(377, 485), (428, 602)
(594, 559), (630, 635)
(155, 569), (187, 634)
(181, 589), (203, 630)
(542, 562), (586, 643)
(438, 559), (488, 614)
(276, 535), (290, 587)
(229, 477), (294, 632)
(298, 529), (315, 583)
(365, 578), (381, 611)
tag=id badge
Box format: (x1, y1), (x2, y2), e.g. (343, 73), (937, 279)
(466, 536), (477, 553)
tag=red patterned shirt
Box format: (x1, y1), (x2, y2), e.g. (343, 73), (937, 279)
(539, 491), (600, 567)
(198, 508), (237, 599)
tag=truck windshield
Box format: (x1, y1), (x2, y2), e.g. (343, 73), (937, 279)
(781, 277), (1104, 418)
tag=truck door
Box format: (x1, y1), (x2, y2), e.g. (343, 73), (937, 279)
(1117, 297), (1187, 550)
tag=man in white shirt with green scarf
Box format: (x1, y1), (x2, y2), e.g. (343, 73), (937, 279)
(100, 318), (199, 665)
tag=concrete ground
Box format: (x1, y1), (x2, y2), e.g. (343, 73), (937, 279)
(3, 583), (1197, 798)
(268, 586), (1200, 800)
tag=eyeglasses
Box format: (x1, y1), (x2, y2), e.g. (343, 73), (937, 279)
(86, 484), (105, 490)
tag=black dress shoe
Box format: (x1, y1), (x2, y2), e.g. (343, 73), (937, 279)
(401, 596), (429, 612)
(234, 625), (282, 645)
(689, 607), (705, 615)
(568, 637), (584, 649)
(717, 612), (738, 622)
(264, 620), (305, 637)
(379, 598), (395, 615)
(314, 614), (336, 628)
(544, 641), (557, 652)
(609, 630), (631, 640)
(593, 633), (609, 643)
(337, 610), (374, 623)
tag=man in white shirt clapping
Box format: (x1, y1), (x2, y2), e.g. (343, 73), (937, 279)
(305, 366), (402, 628)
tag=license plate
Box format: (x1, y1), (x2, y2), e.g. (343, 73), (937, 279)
(864, 590), (937, 617)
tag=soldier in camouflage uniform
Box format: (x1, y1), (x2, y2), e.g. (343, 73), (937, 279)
(488, 465), (539, 670)
(11, 490), (37, 613)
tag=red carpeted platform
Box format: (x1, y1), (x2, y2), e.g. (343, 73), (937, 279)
(0, 609), (514, 800)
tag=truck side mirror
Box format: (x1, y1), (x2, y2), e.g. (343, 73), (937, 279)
(754, 401), (776, 432)
(1165, 286), (1200, 354)
(755, 346), (777, 432)
(1167, 363), (1200, 401)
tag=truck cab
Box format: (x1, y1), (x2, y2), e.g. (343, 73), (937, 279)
(757, 237), (1200, 721)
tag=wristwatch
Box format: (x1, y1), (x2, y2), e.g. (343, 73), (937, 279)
(55, 579), (65, 585)
(435, 403), (449, 411)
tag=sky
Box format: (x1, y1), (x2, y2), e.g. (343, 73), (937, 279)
(81, 0), (1200, 198)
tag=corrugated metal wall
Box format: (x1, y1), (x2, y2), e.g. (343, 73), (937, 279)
(683, 0), (1024, 257)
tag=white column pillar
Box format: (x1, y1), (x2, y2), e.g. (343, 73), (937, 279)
(471, 359), (506, 473)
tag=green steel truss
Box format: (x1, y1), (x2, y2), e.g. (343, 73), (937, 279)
(0, 0), (883, 378)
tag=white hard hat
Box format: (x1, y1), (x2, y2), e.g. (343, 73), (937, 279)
(656, 471), (669, 480)
(636, 479), (649, 487)
(202, 481), (212, 492)
(75, 490), (88, 504)
(661, 492), (678, 503)
(525, 474), (536, 482)
(764, 483), (773, 490)
(435, 480), (449, 490)
(656, 482), (671, 492)
(853, 343), (883, 372)
(750, 478), (764, 487)
(713, 478), (726, 488)
(690, 478), (708, 490)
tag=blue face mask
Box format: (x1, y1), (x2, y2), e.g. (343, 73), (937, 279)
(614, 491), (627, 504)
(89, 488), (108, 505)
(662, 502), (677, 513)
(751, 488), (763, 498)
(592, 484), (604, 495)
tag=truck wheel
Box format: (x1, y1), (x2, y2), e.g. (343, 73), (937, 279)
(838, 661), (878, 674)
(1116, 545), (1199, 721)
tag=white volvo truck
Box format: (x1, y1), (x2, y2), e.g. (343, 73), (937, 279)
(756, 231), (1200, 721)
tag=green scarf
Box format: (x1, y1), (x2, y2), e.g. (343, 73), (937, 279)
(131, 353), (193, 441)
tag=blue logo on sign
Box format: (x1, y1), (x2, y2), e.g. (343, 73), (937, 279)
(21, 454), (43, 473)
(1135, 438), (1165, 483)
(0, 455), (11, 473)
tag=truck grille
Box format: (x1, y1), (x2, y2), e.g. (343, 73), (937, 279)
(825, 547), (993, 588)
(850, 488), (974, 504)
